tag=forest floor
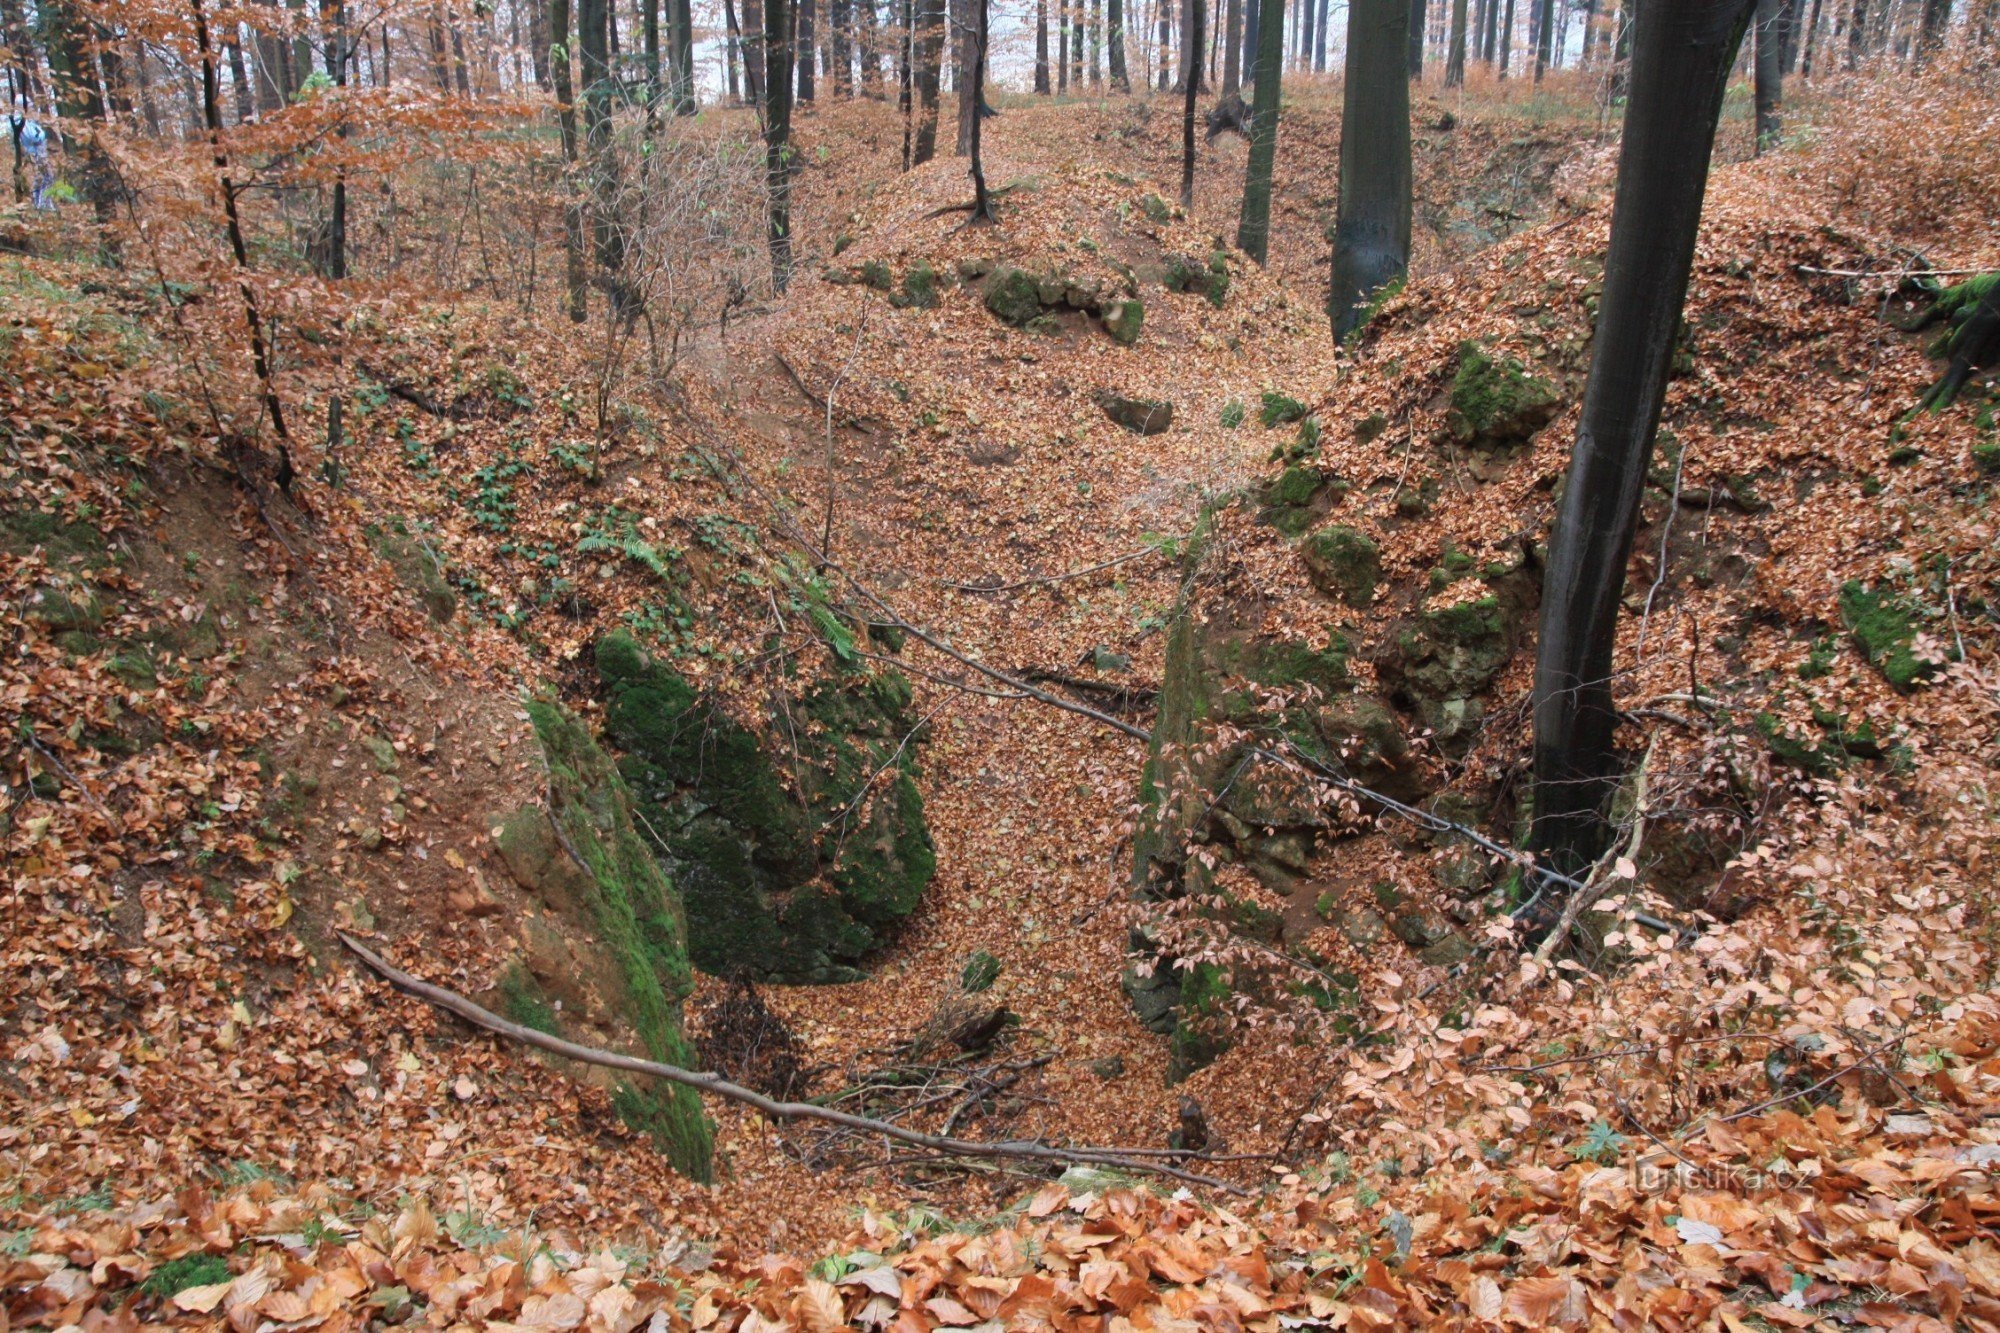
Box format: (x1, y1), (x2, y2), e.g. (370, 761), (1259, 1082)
(5, 72), (2000, 1331)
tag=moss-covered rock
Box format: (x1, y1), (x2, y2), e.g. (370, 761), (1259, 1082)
(983, 265), (1043, 326)
(1102, 297), (1145, 345)
(901, 260), (940, 309)
(596, 631), (935, 983)
(1838, 581), (1940, 689)
(860, 258), (895, 292)
(1168, 962), (1230, 1081)
(523, 700), (713, 1179)
(1301, 526), (1381, 607)
(1313, 694), (1416, 797)
(1445, 342), (1561, 449)
(1387, 594), (1514, 750)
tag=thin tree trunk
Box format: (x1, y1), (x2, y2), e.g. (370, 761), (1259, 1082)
(1037, 0), (1053, 87)
(1158, 0), (1173, 85)
(1530, 0), (1756, 879)
(671, 0), (694, 108)
(798, 0), (816, 98)
(953, 0), (975, 151)
(1915, 0), (1949, 57)
(1110, 0), (1130, 85)
(1235, 0), (1284, 260)
(725, 0), (743, 98)
(191, 0), (293, 459)
(766, 0), (795, 290)
(1409, 0), (1426, 74)
(1578, 0), (1597, 59)
(1533, 0), (1553, 76)
(1059, 0), (1070, 88)
(1330, 0), (1410, 337)
(226, 36), (254, 120)
(1497, 0), (1514, 73)
(1845, 0), (1866, 65)
(1180, 0), (1203, 206)
(644, 0), (661, 99)
(968, 0), (994, 220)
(832, 0), (854, 91)
(551, 0), (587, 319)
(1092, 0), (1104, 81)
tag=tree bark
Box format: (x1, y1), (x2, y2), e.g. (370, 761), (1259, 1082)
(1445, 0), (1468, 80)
(1753, 0), (1783, 151)
(1916, 0), (1950, 59)
(832, 0), (854, 91)
(551, 0), (587, 320)
(911, 0), (943, 163)
(744, 0), (767, 99)
(1329, 0), (1410, 338)
(766, 0), (795, 290)
(968, 0), (994, 221)
(1037, 0), (1053, 88)
(797, 0), (817, 98)
(725, 0), (743, 98)
(1234, 0), (1284, 261)
(1496, 0), (1514, 74)
(1533, 0), (1553, 77)
(1222, 0), (1243, 90)
(859, 0), (884, 93)
(1409, 0), (1426, 75)
(1315, 0), (1330, 69)
(954, 0), (976, 151)
(671, 0), (695, 109)
(1110, 0), (1130, 86)
(1180, 0), (1204, 206)
(1530, 0), (1755, 878)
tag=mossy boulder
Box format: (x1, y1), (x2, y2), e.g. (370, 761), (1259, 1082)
(1838, 580), (1941, 689)
(1313, 694), (1416, 798)
(901, 260), (941, 309)
(1445, 342), (1561, 449)
(983, 265), (1044, 327)
(1102, 297), (1145, 345)
(1387, 594), (1515, 750)
(369, 520), (456, 622)
(1164, 252), (1229, 307)
(522, 701), (713, 1179)
(1301, 526), (1381, 607)
(596, 631), (935, 983)
(1168, 962), (1230, 1081)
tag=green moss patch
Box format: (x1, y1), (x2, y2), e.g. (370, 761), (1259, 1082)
(1445, 342), (1561, 449)
(597, 632), (934, 984)
(526, 700), (713, 1179)
(1302, 526), (1381, 607)
(1838, 581), (1941, 689)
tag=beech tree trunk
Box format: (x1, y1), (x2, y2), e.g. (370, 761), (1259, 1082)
(1530, 0), (1756, 878)
(1234, 0), (1284, 261)
(744, 0), (767, 99)
(671, 0), (695, 110)
(797, 0), (816, 99)
(1037, 0), (1053, 89)
(1532, 0), (1553, 77)
(1409, 0), (1426, 74)
(968, 0), (993, 221)
(1445, 0), (1468, 81)
(1180, 0), (1203, 206)
(1754, 0), (1784, 151)
(911, 0), (943, 163)
(766, 0), (795, 290)
(1110, 0), (1130, 86)
(1222, 0), (1243, 90)
(1240, 0), (1258, 83)
(1329, 0), (1410, 337)
(551, 0), (587, 319)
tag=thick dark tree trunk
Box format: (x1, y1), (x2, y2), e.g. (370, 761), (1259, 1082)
(41, 0), (118, 231)
(1578, 0), (1597, 60)
(1181, 0), (1204, 205)
(1092, 0), (1104, 81)
(911, 0), (943, 163)
(1844, 0), (1865, 67)
(1532, 0), (1553, 77)
(1496, 0), (1514, 74)
(1446, 0), (1468, 80)
(671, 0), (695, 109)
(1409, 0), (1426, 74)
(579, 0), (620, 278)
(1110, 0), (1130, 85)
(765, 0), (795, 290)
(644, 0), (662, 99)
(530, 0), (552, 89)
(1530, 0), (1755, 878)
(1234, 0), (1284, 260)
(1315, 0), (1330, 68)
(1754, 0), (1784, 151)
(1240, 0), (1259, 81)
(1330, 0), (1410, 337)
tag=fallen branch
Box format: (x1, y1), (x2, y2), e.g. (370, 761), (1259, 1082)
(941, 547), (1162, 594)
(337, 932), (1248, 1195)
